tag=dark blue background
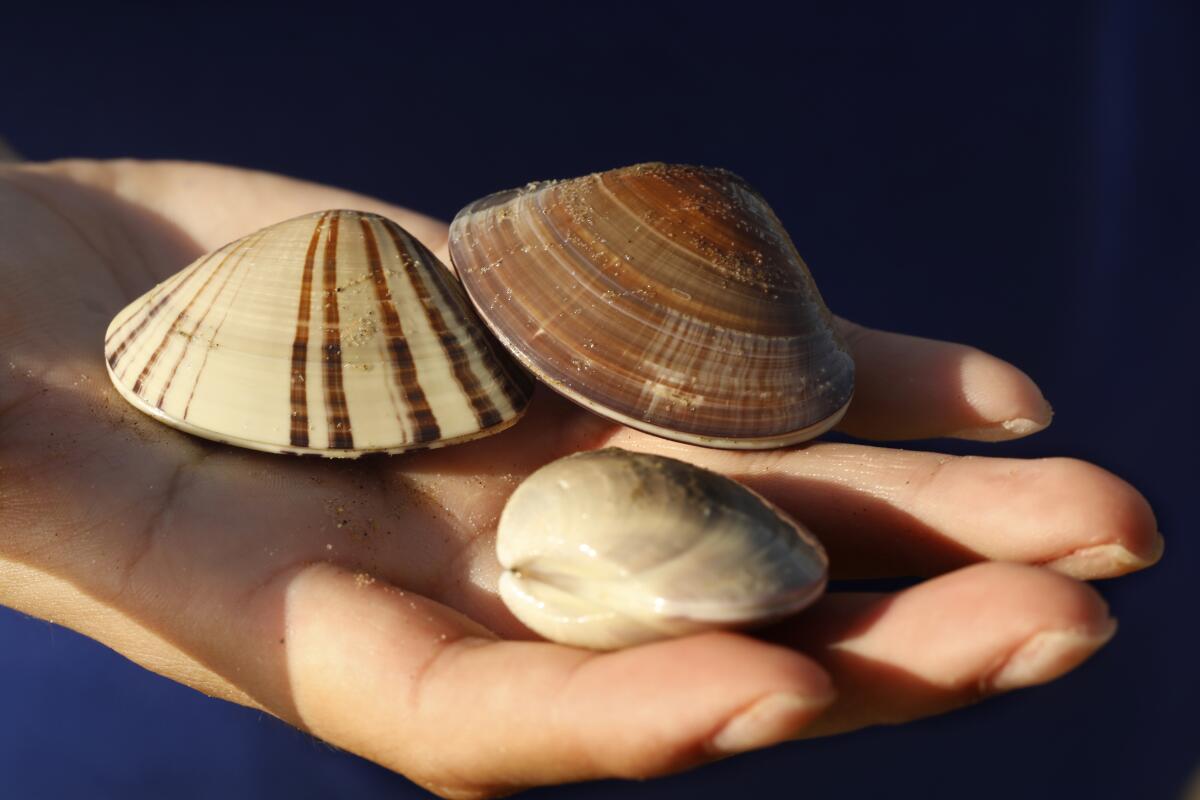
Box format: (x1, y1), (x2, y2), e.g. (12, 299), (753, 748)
(2, 2), (1195, 797)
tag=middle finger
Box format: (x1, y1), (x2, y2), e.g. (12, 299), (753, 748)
(603, 432), (1161, 580)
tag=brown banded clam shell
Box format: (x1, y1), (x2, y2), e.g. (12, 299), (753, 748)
(448, 162), (855, 449)
(104, 210), (532, 456)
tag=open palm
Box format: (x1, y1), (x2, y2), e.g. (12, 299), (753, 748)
(0, 160), (1160, 798)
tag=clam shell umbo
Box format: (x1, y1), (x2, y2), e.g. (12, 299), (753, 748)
(449, 163), (855, 449)
(497, 448), (828, 650)
(105, 210), (532, 456)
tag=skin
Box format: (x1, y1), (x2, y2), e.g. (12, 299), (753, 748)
(0, 160), (1162, 798)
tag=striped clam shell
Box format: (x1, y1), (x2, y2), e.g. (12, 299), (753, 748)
(104, 210), (532, 456)
(448, 162), (855, 449)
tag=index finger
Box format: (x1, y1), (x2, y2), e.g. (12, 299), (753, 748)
(834, 319), (1054, 442)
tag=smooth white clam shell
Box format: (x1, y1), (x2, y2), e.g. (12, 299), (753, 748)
(497, 448), (828, 650)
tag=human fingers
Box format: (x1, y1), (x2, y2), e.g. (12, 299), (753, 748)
(834, 319), (1054, 442)
(602, 432), (1162, 580)
(771, 562), (1117, 737)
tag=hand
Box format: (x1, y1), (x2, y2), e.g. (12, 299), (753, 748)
(0, 160), (1161, 798)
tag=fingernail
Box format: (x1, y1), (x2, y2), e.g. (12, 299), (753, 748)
(1147, 530), (1166, 563)
(989, 618), (1118, 692)
(709, 692), (833, 755)
(951, 416), (1049, 442)
(1045, 534), (1165, 578)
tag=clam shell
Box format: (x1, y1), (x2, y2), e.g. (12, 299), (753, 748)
(448, 163), (854, 449)
(497, 448), (828, 650)
(104, 210), (532, 456)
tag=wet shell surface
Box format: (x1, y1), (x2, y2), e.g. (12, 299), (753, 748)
(104, 210), (532, 456)
(497, 448), (828, 650)
(448, 162), (855, 449)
